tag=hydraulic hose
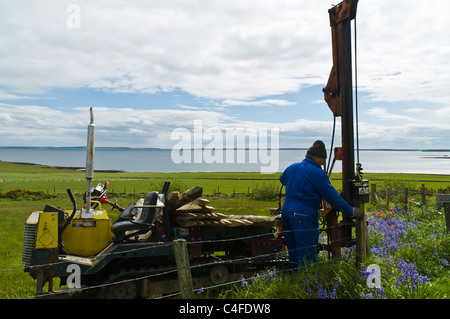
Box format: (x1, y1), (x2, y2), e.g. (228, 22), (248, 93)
(61, 188), (77, 234)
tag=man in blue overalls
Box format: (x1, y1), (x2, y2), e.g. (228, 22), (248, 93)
(280, 140), (363, 271)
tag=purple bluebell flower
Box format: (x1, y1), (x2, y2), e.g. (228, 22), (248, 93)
(376, 287), (385, 297)
(240, 275), (248, 289)
(394, 258), (429, 291)
(361, 292), (374, 299)
(314, 278), (340, 299)
(268, 268), (277, 281)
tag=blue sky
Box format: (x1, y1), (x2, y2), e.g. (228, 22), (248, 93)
(1, 0), (450, 150)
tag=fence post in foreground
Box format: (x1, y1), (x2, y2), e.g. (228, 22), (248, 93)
(386, 187), (391, 207)
(173, 239), (195, 299)
(437, 188), (443, 210)
(355, 204), (367, 267)
(435, 194), (450, 234)
(370, 183), (377, 203)
(445, 204), (450, 234)
(404, 187), (409, 211)
(420, 184), (426, 208)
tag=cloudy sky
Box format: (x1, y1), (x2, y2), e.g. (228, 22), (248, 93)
(1, 0), (450, 149)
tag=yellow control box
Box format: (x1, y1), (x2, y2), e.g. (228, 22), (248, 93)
(35, 212), (59, 249)
(61, 209), (113, 257)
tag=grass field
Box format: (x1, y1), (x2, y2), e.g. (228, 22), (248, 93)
(3, 160), (450, 196)
(0, 161), (449, 299)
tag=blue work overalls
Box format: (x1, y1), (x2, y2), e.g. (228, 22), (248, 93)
(279, 157), (354, 271)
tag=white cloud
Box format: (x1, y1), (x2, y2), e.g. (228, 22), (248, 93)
(2, 101), (450, 150)
(1, 1), (450, 150)
(405, 108), (429, 114)
(365, 107), (416, 123)
(1, 0), (449, 105)
(178, 105), (204, 110)
(222, 99), (295, 107)
(0, 103), (333, 148)
(357, 0), (450, 106)
(358, 105), (450, 149)
(0, 0), (330, 99)
(0, 90), (34, 100)
(0, 104), (233, 147)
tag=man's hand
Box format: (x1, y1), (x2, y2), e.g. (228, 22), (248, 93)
(353, 207), (364, 219)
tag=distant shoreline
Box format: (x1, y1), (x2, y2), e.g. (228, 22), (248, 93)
(3, 160), (450, 178)
(2, 148), (450, 175)
(1, 146), (450, 152)
(0, 160), (124, 173)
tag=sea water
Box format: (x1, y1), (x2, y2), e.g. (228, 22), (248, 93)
(0, 147), (450, 174)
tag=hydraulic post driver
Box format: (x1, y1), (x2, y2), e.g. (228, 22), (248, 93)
(322, 0), (369, 263)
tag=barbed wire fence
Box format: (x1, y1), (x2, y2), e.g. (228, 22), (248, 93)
(4, 214), (390, 299)
(2, 184), (447, 299)
(2, 216), (385, 300)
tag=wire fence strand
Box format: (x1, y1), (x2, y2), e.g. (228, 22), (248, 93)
(6, 214), (369, 299)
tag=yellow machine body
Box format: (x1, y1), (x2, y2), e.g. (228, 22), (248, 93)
(61, 208), (113, 257)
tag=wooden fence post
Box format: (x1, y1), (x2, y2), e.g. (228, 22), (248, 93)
(365, 218), (370, 257)
(370, 183), (377, 203)
(437, 188), (443, 210)
(386, 187), (391, 207)
(445, 204), (450, 234)
(173, 239), (195, 299)
(404, 187), (409, 211)
(420, 184), (426, 208)
(355, 205), (367, 267)
(435, 194), (450, 234)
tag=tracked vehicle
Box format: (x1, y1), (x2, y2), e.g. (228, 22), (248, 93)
(22, 109), (287, 299)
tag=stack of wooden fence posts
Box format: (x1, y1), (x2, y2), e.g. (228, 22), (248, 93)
(166, 186), (275, 228)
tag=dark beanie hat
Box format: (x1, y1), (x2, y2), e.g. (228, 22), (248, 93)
(306, 140), (327, 159)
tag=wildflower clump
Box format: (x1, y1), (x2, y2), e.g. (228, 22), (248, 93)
(394, 258), (429, 293)
(368, 207), (419, 258)
(219, 268), (282, 298)
(209, 203), (449, 299)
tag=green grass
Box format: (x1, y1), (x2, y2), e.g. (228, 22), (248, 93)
(0, 161), (449, 299)
(0, 197), (70, 298)
(0, 160), (282, 195)
(3, 160), (450, 196)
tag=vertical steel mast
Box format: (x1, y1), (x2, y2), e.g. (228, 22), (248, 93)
(323, 0), (369, 263)
(323, 0), (358, 202)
